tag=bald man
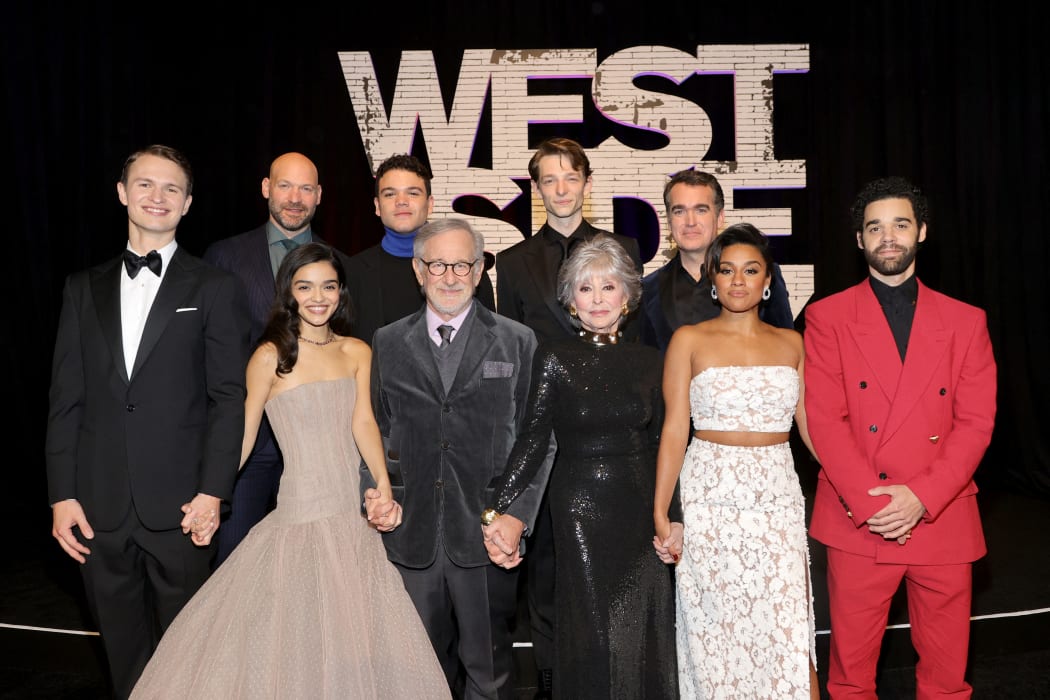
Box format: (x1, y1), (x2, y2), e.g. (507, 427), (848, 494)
(203, 152), (353, 566)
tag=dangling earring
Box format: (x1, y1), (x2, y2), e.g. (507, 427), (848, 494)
(710, 287), (718, 301)
(621, 302), (629, 316)
(762, 287), (771, 301)
(568, 305), (578, 317)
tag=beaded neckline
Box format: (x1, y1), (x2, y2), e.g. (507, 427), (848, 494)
(298, 332), (336, 346)
(578, 329), (622, 346)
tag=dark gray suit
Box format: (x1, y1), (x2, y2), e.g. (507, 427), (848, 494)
(368, 301), (552, 699)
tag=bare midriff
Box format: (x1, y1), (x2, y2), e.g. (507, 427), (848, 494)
(693, 430), (790, 447)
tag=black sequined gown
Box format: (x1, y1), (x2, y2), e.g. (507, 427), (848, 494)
(492, 336), (679, 700)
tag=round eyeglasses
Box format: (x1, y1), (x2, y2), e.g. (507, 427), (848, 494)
(420, 259), (478, 277)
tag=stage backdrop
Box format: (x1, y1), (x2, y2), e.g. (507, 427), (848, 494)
(5, 2), (1047, 499)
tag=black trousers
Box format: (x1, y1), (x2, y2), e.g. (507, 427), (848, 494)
(396, 550), (520, 700)
(78, 506), (212, 698)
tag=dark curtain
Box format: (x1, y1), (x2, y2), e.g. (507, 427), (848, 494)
(5, 2), (1047, 500)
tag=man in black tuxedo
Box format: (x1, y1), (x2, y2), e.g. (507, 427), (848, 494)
(346, 153), (495, 345)
(640, 169), (795, 352)
(203, 152), (351, 566)
(493, 137), (642, 696)
(46, 144), (250, 698)
(368, 218), (553, 699)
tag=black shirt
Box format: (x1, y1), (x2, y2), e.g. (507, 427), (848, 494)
(869, 275), (918, 361)
(668, 258), (721, 327)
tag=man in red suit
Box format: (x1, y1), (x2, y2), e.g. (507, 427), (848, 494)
(803, 176), (996, 699)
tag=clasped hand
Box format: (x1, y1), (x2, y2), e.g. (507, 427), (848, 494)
(866, 484), (926, 545)
(482, 514), (525, 569)
(653, 518), (684, 565)
(180, 493), (221, 547)
(364, 488), (402, 532)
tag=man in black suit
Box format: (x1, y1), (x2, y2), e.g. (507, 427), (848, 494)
(345, 153), (495, 345)
(46, 144), (250, 698)
(640, 169), (795, 352)
(203, 152), (350, 566)
(493, 137), (642, 696)
(368, 218), (553, 699)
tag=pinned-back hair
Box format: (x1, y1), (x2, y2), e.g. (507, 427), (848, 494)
(704, 223), (774, 282)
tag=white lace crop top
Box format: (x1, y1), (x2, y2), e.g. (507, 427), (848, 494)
(690, 365), (799, 433)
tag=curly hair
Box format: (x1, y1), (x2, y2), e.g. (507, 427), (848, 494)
(849, 176), (929, 234)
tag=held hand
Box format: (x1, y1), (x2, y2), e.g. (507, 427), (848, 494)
(364, 488), (402, 532)
(866, 484), (926, 541)
(652, 522), (684, 565)
(52, 499), (93, 564)
(482, 514), (525, 569)
(180, 494), (221, 547)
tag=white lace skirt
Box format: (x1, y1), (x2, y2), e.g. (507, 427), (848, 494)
(676, 439), (816, 699)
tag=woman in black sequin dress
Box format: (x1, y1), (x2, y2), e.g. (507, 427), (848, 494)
(483, 235), (679, 700)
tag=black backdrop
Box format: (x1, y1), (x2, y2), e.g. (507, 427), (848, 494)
(5, 1), (1047, 508)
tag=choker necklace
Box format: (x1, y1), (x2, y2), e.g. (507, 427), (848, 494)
(299, 332), (335, 346)
(578, 330), (621, 346)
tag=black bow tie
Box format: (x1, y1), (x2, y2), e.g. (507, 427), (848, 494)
(124, 249), (162, 279)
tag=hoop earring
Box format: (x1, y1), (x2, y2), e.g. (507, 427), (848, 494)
(762, 287), (771, 301)
(710, 287), (718, 301)
(569, 305), (578, 317)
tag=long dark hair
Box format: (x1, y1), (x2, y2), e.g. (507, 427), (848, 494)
(260, 242), (354, 376)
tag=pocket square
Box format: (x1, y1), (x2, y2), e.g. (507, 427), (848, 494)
(483, 361), (514, 378)
(175, 307), (198, 312)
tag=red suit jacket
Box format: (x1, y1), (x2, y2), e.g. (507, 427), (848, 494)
(804, 278), (996, 564)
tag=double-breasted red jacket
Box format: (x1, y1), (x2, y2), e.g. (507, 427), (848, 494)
(804, 279), (997, 564)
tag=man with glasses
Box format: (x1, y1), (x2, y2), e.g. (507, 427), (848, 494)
(367, 218), (554, 699)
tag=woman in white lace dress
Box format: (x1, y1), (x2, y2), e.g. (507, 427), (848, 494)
(653, 223), (820, 699)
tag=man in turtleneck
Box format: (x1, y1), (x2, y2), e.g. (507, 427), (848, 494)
(346, 154), (495, 345)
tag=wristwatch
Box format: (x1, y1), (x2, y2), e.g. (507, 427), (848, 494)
(480, 508), (501, 526)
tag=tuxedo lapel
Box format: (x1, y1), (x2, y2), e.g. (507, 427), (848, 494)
(132, 250), (194, 380)
(91, 257), (130, 385)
